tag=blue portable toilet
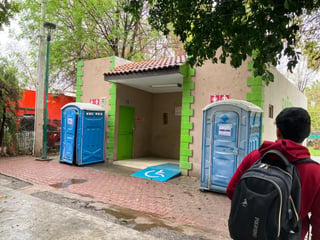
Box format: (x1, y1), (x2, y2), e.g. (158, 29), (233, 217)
(200, 99), (263, 193)
(60, 103), (105, 166)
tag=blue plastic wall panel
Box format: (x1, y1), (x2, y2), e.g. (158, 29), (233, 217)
(76, 110), (105, 165)
(59, 111), (66, 161)
(237, 109), (249, 167)
(248, 112), (262, 152)
(200, 110), (211, 190)
(60, 108), (77, 164)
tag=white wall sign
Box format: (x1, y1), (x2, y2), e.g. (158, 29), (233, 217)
(218, 124), (232, 136)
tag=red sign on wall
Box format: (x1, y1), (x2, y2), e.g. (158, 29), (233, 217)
(89, 98), (100, 105)
(210, 94), (230, 103)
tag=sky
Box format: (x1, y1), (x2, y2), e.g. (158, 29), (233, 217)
(0, 25), (11, 54)
(0, 19), (30, 57)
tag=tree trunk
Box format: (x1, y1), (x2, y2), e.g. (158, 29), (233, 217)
(129, 21), (139, 56)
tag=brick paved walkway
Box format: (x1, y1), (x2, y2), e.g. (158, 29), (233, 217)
(0, 156), (231, 239)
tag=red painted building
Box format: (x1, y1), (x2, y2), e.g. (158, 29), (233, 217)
(15, 90), (75, 150)
(16, 90), (75, 120)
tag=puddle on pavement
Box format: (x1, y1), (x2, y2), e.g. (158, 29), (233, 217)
(50, 179), (87, 188)
(105, 208), (181, 232)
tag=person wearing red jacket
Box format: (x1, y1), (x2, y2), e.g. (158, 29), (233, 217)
(227, 107), (320, 240)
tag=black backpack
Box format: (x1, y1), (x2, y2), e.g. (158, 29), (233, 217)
(228, 149), (318, 240)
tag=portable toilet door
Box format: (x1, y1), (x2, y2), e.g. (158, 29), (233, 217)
(200, 99), (263, 193)
(60, 106), (78, 164)
(210, 108), (240, 193)
(76, 105), (105, 165)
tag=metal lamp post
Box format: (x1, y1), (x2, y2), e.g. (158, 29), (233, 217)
(40, 22), (56, 160)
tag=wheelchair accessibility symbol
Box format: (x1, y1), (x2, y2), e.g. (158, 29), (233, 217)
(131, 163), (181, 182)
(145, 169), (165, 178)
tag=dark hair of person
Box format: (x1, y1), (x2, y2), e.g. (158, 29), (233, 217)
(275, 107), (311, 143)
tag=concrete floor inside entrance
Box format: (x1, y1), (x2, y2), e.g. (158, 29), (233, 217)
(113, 157), (179, 170)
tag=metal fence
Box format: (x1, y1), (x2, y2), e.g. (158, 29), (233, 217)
(15, 130), (61, 155)
(16, 131), (34, 154)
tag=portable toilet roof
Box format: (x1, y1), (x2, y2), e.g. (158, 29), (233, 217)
(203, 99), (263, 113)
(61, 102), (104, 111)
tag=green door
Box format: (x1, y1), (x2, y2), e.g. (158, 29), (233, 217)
(117, 106), (135, 160)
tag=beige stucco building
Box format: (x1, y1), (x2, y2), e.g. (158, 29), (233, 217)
(76, 55), (306, 177)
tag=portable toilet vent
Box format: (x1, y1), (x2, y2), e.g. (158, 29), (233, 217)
(200, 99), (263, 193)
(60, 103), (105, 166)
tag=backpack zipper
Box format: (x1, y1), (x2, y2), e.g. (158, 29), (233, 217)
(266, 165), (300, 224)
(267, 165), (292, 181)
(290, 196), (300, 223)
(242, 174), (282, 238)
(269, 166), (300, 224)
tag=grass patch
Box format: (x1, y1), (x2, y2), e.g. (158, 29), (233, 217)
(308, 147), (320, 156)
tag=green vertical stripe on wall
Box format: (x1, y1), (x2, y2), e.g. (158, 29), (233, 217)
(106, 82), (116, 159)
(246, 62), (263, 108)
(246, 51), (264, 141)
(106, 56), (116, 159)
(179, 63), (195, 171)
(76, 60), (84, 102)
(180, 161), (192, 170)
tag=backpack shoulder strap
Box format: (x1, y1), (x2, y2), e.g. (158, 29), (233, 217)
(295, 158), (320, 165)
(261, 149), (290, 166)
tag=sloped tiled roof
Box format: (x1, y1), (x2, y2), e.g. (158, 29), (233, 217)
(104, 55), (187, 76)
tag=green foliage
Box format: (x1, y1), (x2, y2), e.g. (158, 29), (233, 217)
(305, 80), (320, 131)
(148, 0), (320, 84)
(304, 41), (320, 71)
(0, 58), (20, 106)
(0, 58), (20, 154)
(298, 8), (320, 72)
(19, 0), (165, 90)
(0, 0), (20, 28)
(3, 111), (18, 155)
(308, 147), (320, 156)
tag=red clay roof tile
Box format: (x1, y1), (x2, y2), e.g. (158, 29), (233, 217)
(105, 55), (187, 76)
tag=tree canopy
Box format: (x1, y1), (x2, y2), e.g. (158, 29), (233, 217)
(18, 0), (171, 91)
(299, 8), (320, 72)
(305, 80), (320, 131)
(148, 0), (320, 84)
(277, 55), (318, 92)
(303, 41), (320, 72)
(0, 58), (20, 153)
(0, 0), (19, 29)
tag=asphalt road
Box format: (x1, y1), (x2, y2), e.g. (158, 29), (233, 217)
(0, 183), (161, 240)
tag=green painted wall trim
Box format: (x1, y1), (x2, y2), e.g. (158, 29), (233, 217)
(105, 56), (117, 159)
(180, 161), (192, 169)
(76, 60), (84, 102)
(18, 107), (35, 111)
(179, 63), (195, 171)
(247, 52), (264, 142)
(107, 82), (117, 159)
(182, 95), (194, 104)
(246, 60), (264, 108)
(181, 135), (193, 143)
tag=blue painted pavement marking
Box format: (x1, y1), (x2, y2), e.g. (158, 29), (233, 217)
(131, 163), (180, 182)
